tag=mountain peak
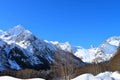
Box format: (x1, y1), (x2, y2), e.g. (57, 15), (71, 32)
(106, 36), (120, 46)
(0, 25), (33, 45)
(13, 24), (24, 30)
(7, 25), (26, 35)
(4, 25), (32, 37)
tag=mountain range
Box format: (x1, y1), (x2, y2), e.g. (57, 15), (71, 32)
(74, 36), (120, 63)
(0, 25), (119, 71)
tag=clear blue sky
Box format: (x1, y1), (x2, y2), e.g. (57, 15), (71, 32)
(0, 0), (120, 48)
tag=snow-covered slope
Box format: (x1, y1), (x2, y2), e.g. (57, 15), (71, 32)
(72, 71), (120, 80)
(94, 36), (120, 62)
(73, 46), (97, 63)
(74, 36), (120, 63)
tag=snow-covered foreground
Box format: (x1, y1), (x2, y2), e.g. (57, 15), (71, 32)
(0, 76), (45, 80)
(0, 71), (120, 80)
(72, 71), (120, 80)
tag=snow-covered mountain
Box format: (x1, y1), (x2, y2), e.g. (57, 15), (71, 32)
(0, 25), (58, 71)
(74, 36), (120, 63)
(0, 25), (83, 71)
(0, 25), (120, 71)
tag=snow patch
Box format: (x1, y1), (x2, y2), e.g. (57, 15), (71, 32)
(72, 71), (120, 80)
(0, 76), (45, 80)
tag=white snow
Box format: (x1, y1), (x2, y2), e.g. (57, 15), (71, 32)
(111, 71), (120, 79)
(0, 72), (120, 80)
(0, 76), (45, 80)
(72, 71), (120, 80)
(109, 40), (120, 46)
(50, 41), (72, 52)
(106, 36), (120, 46)
(72, 74), (99, 80)
(74, 46), (97, 63)
(7, 25), (25, 36)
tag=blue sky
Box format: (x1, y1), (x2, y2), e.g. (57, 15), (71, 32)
(0, 0), (120, 48)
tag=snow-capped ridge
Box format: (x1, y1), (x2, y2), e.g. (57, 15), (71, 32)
(73, 36), (120, 63)
(7, 25), (32, 36)
(49, 41), (72, 52)
(6, 25), (26, 35)
(93, 36), (120, 62)
(0, 25), (33, 45)
(106, 36), (120, 46)
(0, 25), (120, 71)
